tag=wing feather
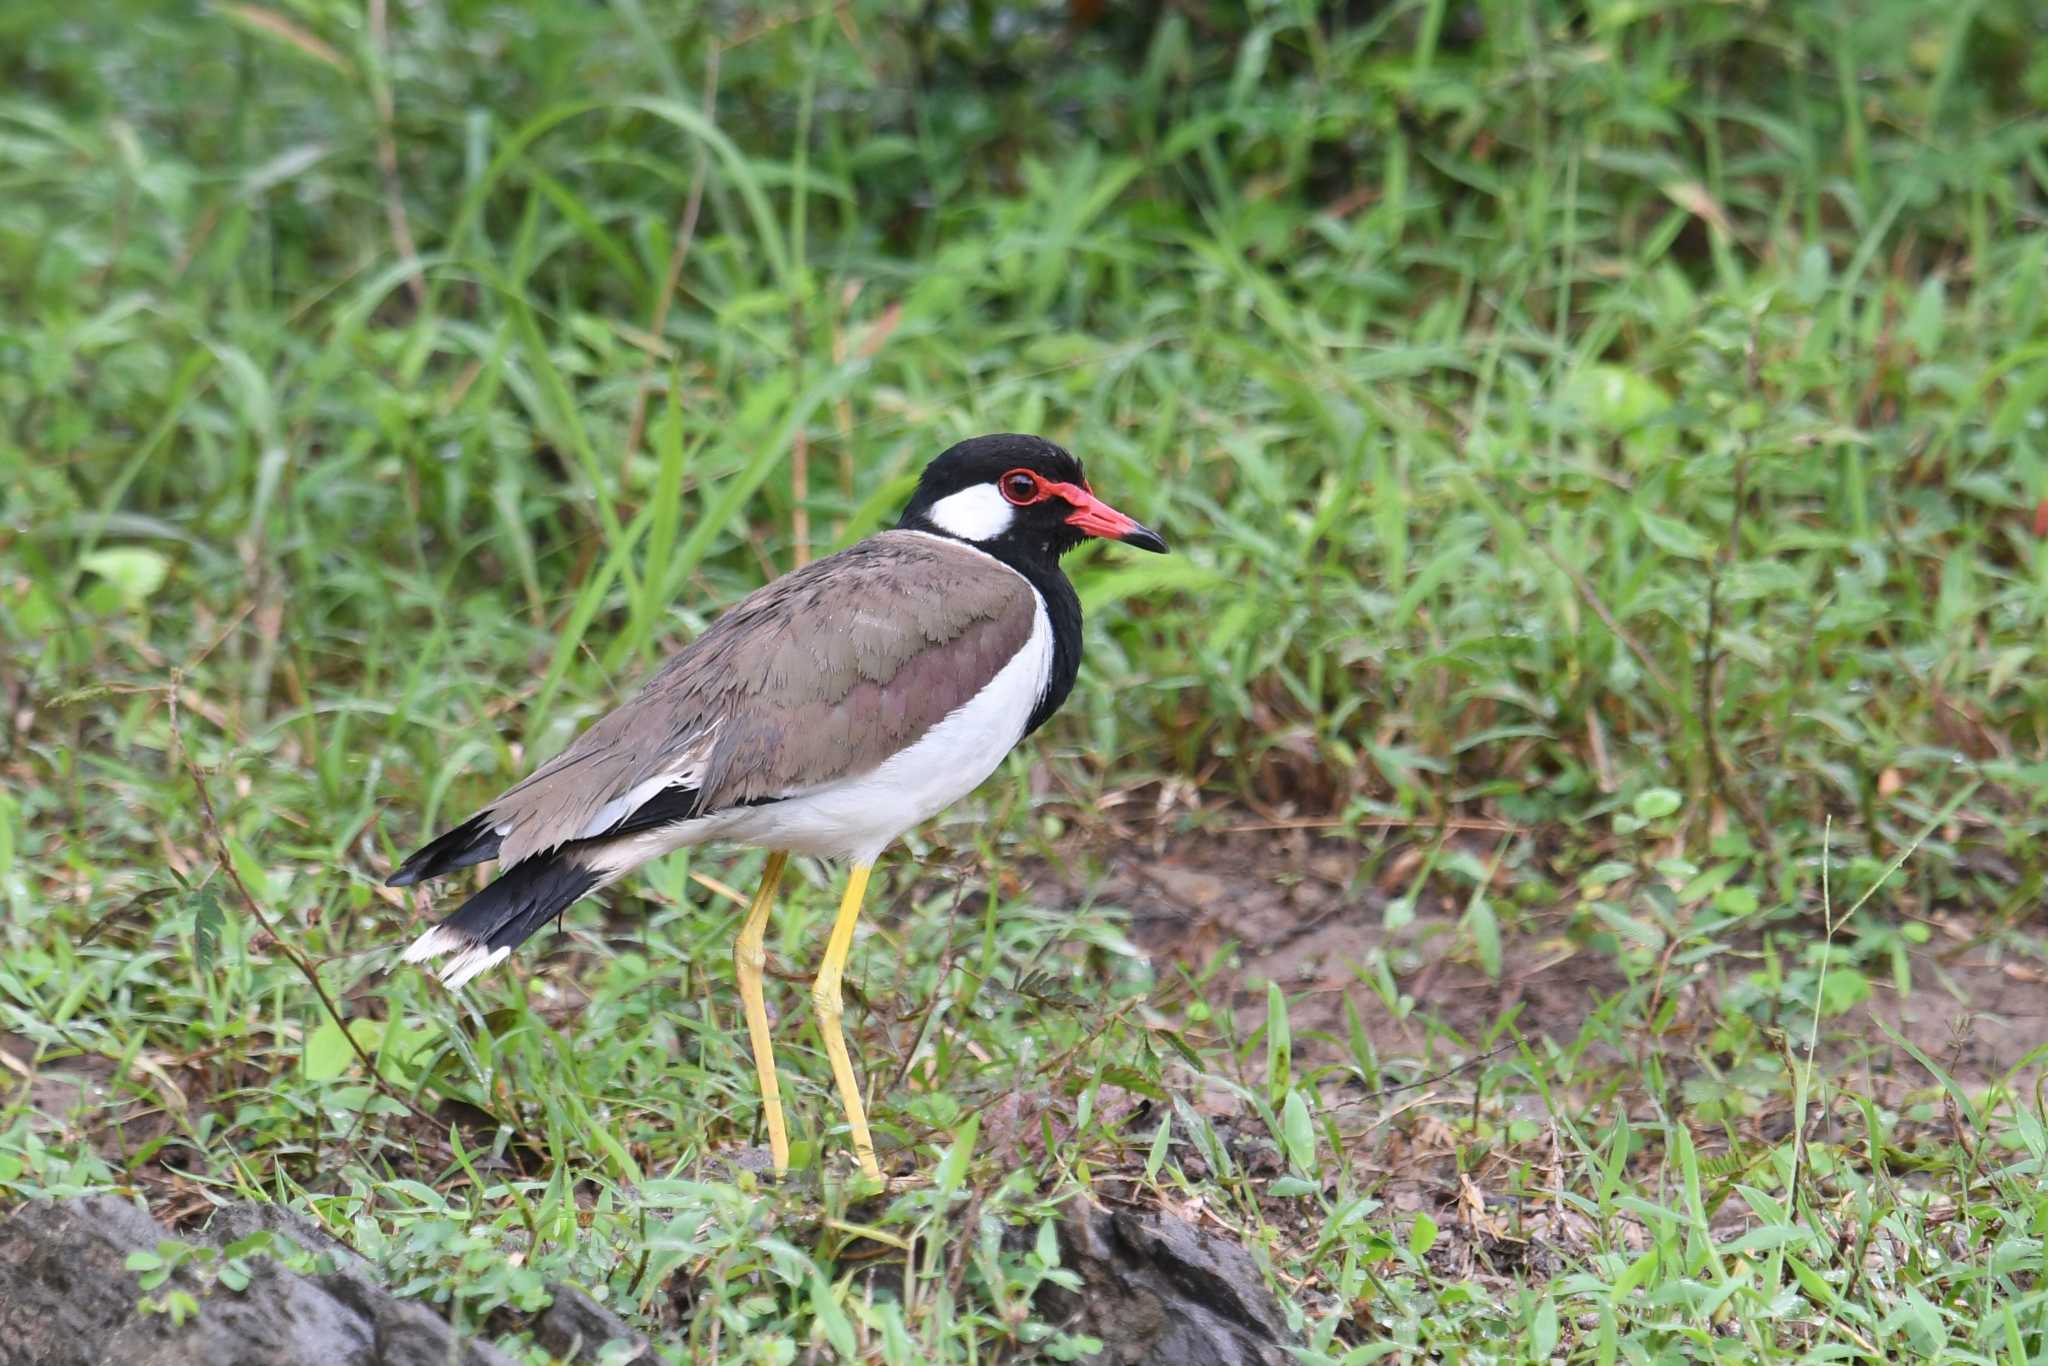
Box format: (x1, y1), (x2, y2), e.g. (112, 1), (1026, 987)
(413, 532), (1036, 870)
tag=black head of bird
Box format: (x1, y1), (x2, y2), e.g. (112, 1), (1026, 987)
(389, 432), (1167, 1180)
(898, 433), (1169, 563)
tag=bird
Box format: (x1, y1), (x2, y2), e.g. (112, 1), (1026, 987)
(387, 434), (1167, 1179)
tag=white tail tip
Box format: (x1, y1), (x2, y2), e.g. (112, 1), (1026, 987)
(401, 925), (509, 990)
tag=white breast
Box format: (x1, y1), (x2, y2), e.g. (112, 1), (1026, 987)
(585, 591), (1054, 872)
(721, 593), (1053, 862)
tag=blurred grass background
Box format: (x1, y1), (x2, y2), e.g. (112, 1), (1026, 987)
(5, 1), (2048, 1360)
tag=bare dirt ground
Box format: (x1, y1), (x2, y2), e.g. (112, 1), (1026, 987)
(1032, 826), (2048, 1291)
(1045, 827), (2048, 1088)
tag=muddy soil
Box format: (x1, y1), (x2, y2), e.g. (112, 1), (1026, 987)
(1035, 825), (2047, 1289)
(1044, 827), (2048, 1089)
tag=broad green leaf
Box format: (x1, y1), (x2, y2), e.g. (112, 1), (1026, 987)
(1281, 1090), (1315, 1174)
(1637, 509), (1714, 560)
(80, 547), (169, 604)
(809, 1269), (856, 1358)
(191, 888), (222, 975)
(303, 1018), (381, 1081)
(1566, 363), (1669, 431)
(933, 1114), (979, 1201)
(1818, 965), (1871, 1017)
(1464, 897), (1501, 980)
(1264, 982), (1291, 1102)
(1529, 1298), (1559, 1359)
(1633, 788), (1683, 822)
(1145, 1117), (1172, 1182)
(1610, 1245), (1659, 1297)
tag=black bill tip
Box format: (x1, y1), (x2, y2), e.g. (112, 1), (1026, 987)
(1121, 522), (1169, 554)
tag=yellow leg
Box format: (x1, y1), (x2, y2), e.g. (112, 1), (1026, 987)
(734, 850), (791, 1173)
(811, 862), (881, 1179)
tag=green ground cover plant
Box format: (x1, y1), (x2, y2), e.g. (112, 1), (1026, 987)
(4, 0), (2047, 1359)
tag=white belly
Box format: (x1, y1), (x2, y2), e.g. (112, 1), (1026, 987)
(592, 595), (1053, 871)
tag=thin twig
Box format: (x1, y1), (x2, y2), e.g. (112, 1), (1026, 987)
(1530, 536), (1680, 701)
(1329, 1041), (1517, 1111)
(790, 318), (810, 566)
(1699, 556), (1725, 799)
(624, 42), (721, 458)
(1219, 815), (1528, 836)
(783, 17), (824, 568)
(1698, 324), (1775, 850)
(367, 0), (425, 307)
(168, 676), (431, 1123)
(886, 879), (974, 1092)
(829, 282), (860, 540)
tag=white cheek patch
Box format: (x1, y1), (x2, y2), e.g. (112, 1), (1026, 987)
(924, 484), (1016, 541)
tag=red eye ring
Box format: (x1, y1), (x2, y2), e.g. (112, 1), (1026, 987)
(998, 470), (1042, 505)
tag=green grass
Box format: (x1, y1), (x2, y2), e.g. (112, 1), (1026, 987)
(5, 0), (2048, 1360)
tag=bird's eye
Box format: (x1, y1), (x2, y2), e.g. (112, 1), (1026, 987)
(999, 471), (1040, 505)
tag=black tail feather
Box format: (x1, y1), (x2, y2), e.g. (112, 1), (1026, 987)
(388, 812), (502, 887)
(436, 854), (602, 957)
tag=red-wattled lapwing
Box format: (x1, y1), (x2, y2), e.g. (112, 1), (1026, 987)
(388, 434), (1166, 1179)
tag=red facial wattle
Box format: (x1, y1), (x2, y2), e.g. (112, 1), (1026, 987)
(1049, 480), (1168, 552)
(996, 467), (1169, 553)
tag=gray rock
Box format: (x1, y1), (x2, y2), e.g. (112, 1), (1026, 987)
(0, 1194), (516, 1366)
(201, 1201), (366, 1268)
(516, 1282), (650, 1364)
(1041, 1205), (1297, 1366)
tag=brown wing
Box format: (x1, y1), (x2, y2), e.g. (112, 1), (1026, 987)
(482, 532), (1036, 865)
